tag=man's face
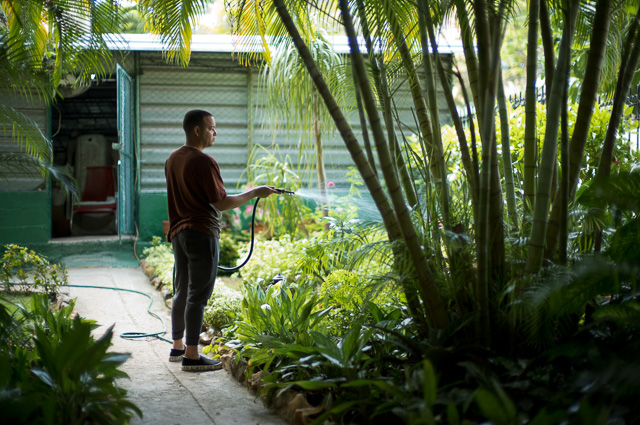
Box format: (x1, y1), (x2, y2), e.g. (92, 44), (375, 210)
(198, 115), (217, 147)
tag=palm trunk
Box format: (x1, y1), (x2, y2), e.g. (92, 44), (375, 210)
(596, 16), (640, 179)
(544, 0), (615, 258)
(489, 132), (505, 283)
(593, 11), (640, 252)
(270, 0), (401, 245)
(526, 0), (579, 274)
(312, 88), (330, 231)
(380, 64), (419, 207)
(473, 0), (505, 346)
(383, 0), (451, 234)
(457, 0), (482, 122)
(419, 0), (478, 209)
(498, 70), (518, 233)
(454, 70), (481, 186)
(559, 70), (569, 265)
(352, 71), (377, 176)
(523, 0), (540, 215)
(539, 0), (555, 102)
(339, 0), (449, 329)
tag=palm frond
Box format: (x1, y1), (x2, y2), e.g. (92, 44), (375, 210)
(0, 104), (51, 162)
(138, 0), (208, 66)
(0, 152), (78, 198)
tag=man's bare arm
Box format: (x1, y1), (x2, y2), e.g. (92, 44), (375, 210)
(213, 186), (279, 211)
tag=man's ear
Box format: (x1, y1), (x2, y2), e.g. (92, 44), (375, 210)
(193, 125), (202, 137)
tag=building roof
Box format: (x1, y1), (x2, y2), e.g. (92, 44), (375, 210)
(105, 33), (464, 55)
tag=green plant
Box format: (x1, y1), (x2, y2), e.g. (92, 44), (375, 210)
(0, 293), (141, 424)
(246, 149), (320, 238)
(319, 269), (404, 336)
(219, 231), (241, 272)
(142, 236), (174, 288)
(235, 234), (312, 286)
(203, 281), (243, 333)
(1, 244), (67, 299)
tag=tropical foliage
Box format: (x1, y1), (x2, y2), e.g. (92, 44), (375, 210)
(0, 246), (141, 424)
(0, 0), (128, 194)
(18, 0), (640, 422)
(0, 293), (142, 424)
(1, 244), (67, 299)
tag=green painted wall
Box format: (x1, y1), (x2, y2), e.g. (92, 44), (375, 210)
(0, 191), (50, 245)
(137, 192), (168, 241)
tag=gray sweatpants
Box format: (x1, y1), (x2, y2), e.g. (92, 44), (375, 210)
(171, 229), (219, 346)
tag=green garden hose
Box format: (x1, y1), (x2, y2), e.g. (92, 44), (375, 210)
(10, 282), (173, 343)
(63, 284), (172, 343)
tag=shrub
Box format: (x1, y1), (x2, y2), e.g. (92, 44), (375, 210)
(234, 234), (311, 286)
(141, 236), (174, 288)
(1, 244), (66, 299)
(0, 293), (141, 423)
(218, 231), (241, 273)
(203, 281), (242, 333)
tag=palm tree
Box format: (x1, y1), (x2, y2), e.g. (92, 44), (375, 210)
(1, 0), (124, 195)
(256, 29), (349, 230)
(136, 0), (640, 345)
(525, 0), (580, 273)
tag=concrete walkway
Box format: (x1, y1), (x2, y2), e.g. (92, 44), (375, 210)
(64, 266), (287, 425)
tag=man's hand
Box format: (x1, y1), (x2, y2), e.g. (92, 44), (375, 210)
(254, 186), (279, 198)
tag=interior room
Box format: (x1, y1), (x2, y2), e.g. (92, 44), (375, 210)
(51, 76), (119, 238)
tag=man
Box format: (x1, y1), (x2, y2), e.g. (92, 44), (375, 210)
(165, 109), (278, 372)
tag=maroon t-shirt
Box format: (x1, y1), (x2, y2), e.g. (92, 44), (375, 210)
(165, 146), (227, 242)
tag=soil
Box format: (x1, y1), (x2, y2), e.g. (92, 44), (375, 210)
(63, 266), (288, 425)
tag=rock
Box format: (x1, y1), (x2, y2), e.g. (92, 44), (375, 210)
(234, 361), (247, 383)
(152, 277), (163, 289)
(161, 287), (172, 300)
(141, 262), (155, 279)
(199, 328), (215, 345)
(295, 405), (324, 425)
(220, 352), (234, 371)
(249, 370), (264, 393)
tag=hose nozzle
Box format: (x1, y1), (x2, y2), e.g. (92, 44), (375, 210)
(275, 188), (295, 195)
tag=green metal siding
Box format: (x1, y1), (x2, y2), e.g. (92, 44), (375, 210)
(0, 191), (50, 244)
(138, 52), (251, 192)
(138, 51), (453, 194)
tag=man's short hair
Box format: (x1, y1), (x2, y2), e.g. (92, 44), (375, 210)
(183, 109), (213, 135)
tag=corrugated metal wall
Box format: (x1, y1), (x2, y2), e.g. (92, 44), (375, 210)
(0, 94), (49, 191)
(138, 51), (452, 193)
(139, 52), (252, 192)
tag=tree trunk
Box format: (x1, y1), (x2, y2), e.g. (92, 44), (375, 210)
(270, 0), (401, 244)
(473, 0), (505, 346)
(383, 0), (450, 231)
(526, 0), (579, 274)
(593, 11), (640, 252)
(498, 70), (518, 233)
(544, 0), (615, 258)
(454, 70), (481, 186)
(419, 0), (478, 209)
(352, 70), (377, 176)
(340, 0), (450, 329)
(559, 69), (569, 265)
(539, 0), (555, 103)
(312, 88), (330, 232)
(596, 15), (640, 179)
(379, 64), (419, 207)
(523, 0), (540, 216)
